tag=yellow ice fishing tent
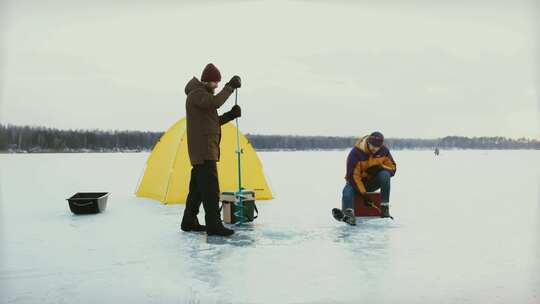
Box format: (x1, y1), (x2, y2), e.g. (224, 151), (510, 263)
(135, 118), (273, 204)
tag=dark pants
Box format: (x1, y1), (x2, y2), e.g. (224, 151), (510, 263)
(342, 170), (392, 210)
(182, 161), (222, 229)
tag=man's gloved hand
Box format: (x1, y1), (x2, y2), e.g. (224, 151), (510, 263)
(226, 75), (242, 89)
(366, 165), (384, 176)
(228, 105), (241, 119)
(360, 193), (373, 206)
(221, 105), (242, 124)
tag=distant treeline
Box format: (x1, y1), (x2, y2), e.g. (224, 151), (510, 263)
(0, 124), (538, 153)
(247, 135), (441, 150)
(0, 125), (160, 152)
(247, 135), (540, 150)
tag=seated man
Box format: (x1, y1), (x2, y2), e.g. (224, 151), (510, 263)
(333, 131), (397, 225)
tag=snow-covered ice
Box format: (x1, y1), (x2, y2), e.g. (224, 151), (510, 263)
(1, 150), (538, 303)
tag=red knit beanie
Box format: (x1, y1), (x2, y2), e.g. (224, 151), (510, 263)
(201, 63), (221, 82)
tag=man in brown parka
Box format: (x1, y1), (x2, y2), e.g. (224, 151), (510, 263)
(180, 63), (242, 236)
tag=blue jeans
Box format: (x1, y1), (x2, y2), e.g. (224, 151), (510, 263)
(341, 170), (391, 210)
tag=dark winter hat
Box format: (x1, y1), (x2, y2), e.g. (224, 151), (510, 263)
(368, 131), (384, 147)
(201, 63), (222, 82)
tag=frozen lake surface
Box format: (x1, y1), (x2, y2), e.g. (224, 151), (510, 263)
(1, 150), (539, 304)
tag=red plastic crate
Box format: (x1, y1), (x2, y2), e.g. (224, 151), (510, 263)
(353, 192), (381, 216)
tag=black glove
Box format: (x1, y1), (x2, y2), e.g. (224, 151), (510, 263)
(228, 105), (241, 119)
(366, 165), (384, 176)
(360, 193), (373, 206)
(226, 75), (242, 89)
(220, 105), (242, 124)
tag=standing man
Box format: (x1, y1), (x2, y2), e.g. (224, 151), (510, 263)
(181, 63), (242, 236)
(332, 132), (397, 225)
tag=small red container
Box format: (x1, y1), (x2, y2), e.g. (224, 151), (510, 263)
(353, 192), (381, 216)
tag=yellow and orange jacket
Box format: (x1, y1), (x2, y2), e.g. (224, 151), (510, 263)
(345, 136), (397, 194)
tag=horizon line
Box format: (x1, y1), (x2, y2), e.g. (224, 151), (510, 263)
(1, 123), (538, 141)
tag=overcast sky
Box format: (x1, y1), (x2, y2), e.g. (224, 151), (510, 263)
(1, 0), (538, 138)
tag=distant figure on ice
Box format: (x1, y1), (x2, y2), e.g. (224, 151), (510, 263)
(332, 132), (397, 225)
(434, 147), (440, 156)
(180, 63), (242, 237)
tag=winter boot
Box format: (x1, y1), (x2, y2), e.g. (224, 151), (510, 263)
(207, 224), (234, 237)
(380, 203), (391, 218)
(181, 217), (206, 232)
(332, 208), (345, 222)
(342, 208), (356, 226)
